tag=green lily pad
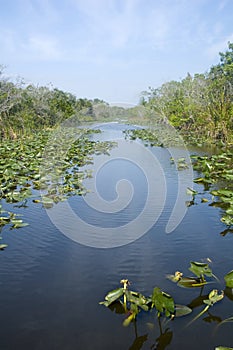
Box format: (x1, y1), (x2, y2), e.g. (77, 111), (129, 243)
(151, 287), (175, 317)
(189, 261), (213, 278)
(224, 270), (233, 288)
(177, 277), (207, 288)
(99, 287), (124, 307)
(175, 304), (192, 317)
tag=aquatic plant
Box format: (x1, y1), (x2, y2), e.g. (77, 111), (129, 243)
(224, 270), (233, 288)
(100, 278), (192, 329)
(100, 279), (150, 327)
(0, 128), (116, 248)
(167, 261), (217, 288)
(100, 260), (233, 349)
(187, 289), (224, 326)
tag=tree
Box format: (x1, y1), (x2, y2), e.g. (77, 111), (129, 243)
(0, 66), (24, 138)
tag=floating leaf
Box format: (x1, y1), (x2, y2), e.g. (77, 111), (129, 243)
(201, 197), (209, 203)
(213, 189), (233, 198)
(221, 216), (233, 226)
(175, 304), (192, 317)
(224, 270), (233, 288)
(33, 199), (41, 203)
(11, 222), (29, 229)
(186, 187), (198, 196)
(194, 177), (212, 184)
(177, 277), (207, 288)
(99, 287), (124, 307)
(189, 261), (213, 278)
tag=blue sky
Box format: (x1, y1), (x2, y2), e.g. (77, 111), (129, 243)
(1, 0), (233, 104)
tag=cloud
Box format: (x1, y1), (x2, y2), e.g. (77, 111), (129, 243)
(25, 35), (63, 61)
(68, 0), (179, 63)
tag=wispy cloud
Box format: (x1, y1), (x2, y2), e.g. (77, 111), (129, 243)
(1, 0), (233, 102)
(25, 35), (62, 61)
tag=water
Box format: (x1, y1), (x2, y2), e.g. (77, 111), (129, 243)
(0, 123), (233, 350)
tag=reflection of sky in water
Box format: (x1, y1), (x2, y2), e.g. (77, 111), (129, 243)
(0, 122), (233, 350)
(69, 158), (147, 227)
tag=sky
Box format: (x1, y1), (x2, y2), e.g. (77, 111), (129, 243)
(0, 0), (233, 105)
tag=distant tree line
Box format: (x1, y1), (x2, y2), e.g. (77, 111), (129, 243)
(0, 66), (113, 139)
(3, 43), (232, 143)
(141, 42), (233, 143)
(0, 65), (148, 140)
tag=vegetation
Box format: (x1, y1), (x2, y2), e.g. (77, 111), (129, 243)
(0, 127), (116, 249)
(1, 41), (233, 349)
(141, 42), (233, 146)
(0, 64), (155, 141)
(100, 261), (233, 350)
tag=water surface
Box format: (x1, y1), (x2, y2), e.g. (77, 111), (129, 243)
(0, 123), (233, 350)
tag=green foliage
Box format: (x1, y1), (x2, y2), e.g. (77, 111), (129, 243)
(189, 261), (213, 279)
(190, 150), (233, 227)
(100, 260), (233, 349)
(187, 289), (224, 326)
(177, 277), (207, 289)
(167, 261), (214, 288)
(0, 66), (113, 139)
(0, 129), (115, 207)
(151, 287), (175, 318)
(100, 288), (124, 307)
(0, 128), (115, 249)
(0, 204), (28, 231)
(100, 279), (191, 328)
(224, 270), (233, 288)
(99, 279), (150, 327)
(142, 42), (233, 145)
(123, 126), (183, 148)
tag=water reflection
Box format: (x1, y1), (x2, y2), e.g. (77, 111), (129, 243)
(1, 122), (233, 349)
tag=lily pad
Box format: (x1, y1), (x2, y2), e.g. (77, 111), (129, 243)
(151, 287), (175, 317)
(224, 270), (233, 288)
(177, 277), (207, 288)
(189, 261), (213, 278)
(99, 287), (124, 307)
(175, 304), (192, 317)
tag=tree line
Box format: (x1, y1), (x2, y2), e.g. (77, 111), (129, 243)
(0, 65), (112, 139)
(141, 42), (233, 144)
(2, 42), (233, 143)
(0, 66), (146, 140)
